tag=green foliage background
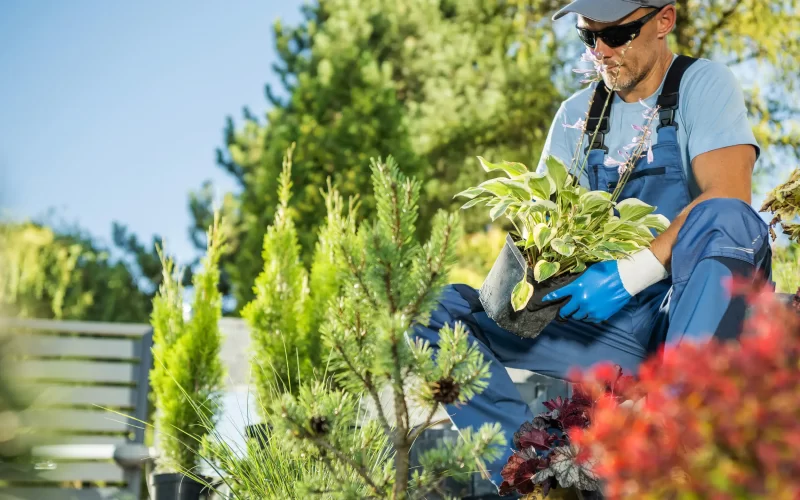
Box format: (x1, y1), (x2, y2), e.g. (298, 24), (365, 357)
(0, 221), (163, 322)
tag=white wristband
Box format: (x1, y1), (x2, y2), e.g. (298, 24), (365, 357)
(617, 249), (669, 296)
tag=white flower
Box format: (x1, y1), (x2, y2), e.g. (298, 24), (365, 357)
(573, 47), (607, 83)
(562, 116), (586, 131)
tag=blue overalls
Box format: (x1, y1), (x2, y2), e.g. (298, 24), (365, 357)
(410, 55), (772, 488)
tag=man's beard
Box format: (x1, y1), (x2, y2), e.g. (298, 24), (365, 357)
(603, 62), (646, 92)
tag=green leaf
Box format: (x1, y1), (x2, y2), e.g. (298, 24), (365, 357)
(478, 178), (531, 201)
(477, 156), (528, 177)
(573, 259), (586, 273)
(533, 223), (552, 251)
(606, 240), (642, 252)
(558, 189), (580, 206)
(454, 187), (485, 199)
(460, 196), (488, 210)
(574, 215), (592, 227)
(522, 172), (554, 200)
(525, 229), (536, 250)
(617, 198), (657, 221)
(511, 277), (534, 312)
(597, 241), (626, 253)
(529, 199), (558, 212)
(635, 224), (656, 240)
(534, 260), (560, 282)
(579, 191), (614, 214)
(545, 155), (569, 190)
(502, 161), (530, 177)
(642, 213), (670, 233)
(589, 250), (615, 261)
(603, 217), (623, 234)
(489, 199), (514, 221)
(550, 237), (576, 257)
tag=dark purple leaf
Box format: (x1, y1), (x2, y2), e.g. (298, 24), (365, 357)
(519, 428), (555, 451)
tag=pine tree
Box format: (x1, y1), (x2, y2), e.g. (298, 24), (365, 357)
(269, 157), (505, 499)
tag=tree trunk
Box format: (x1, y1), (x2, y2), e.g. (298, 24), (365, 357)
(393, 444), (410, 499)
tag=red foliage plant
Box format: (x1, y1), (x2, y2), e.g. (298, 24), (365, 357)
(499, 360), (637, 497)
(571, 277), (800, 499)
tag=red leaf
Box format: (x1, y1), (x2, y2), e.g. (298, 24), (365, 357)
(518, 428), (555, 450)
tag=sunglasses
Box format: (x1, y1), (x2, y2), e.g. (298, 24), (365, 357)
(576, 7), (663, 48)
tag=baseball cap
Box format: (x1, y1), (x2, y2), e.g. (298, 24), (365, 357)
(552, 0), (676, 23)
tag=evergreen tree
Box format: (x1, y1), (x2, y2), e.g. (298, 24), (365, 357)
(190, 0), (560, 312)
(243, 144), (350, 404)
(150, 214), (226, 472)
(269, 157), (505, 499)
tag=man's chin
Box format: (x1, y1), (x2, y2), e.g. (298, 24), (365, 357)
(603, 74), (632, 92)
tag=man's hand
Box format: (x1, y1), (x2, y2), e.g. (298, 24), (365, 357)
(541, 260), (632, 323)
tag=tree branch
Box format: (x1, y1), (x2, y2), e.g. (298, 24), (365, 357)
(409, 402), (442, 442)
(338, 239), (379, 310)
(333, 343), (393, 437)
(695, 0), (744, 56)
(312, 436), (384, 495)
(406, 222), (453, 320)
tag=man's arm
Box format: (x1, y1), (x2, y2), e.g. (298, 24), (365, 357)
(649, 144), (756, 271)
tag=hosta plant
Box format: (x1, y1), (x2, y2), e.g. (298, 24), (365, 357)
(455, 155), (669, 311)
(455, 44), (669, 313)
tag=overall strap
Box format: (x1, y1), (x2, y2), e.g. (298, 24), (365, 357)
(656, 54), (698, 130)
(585, 82), (612, 153)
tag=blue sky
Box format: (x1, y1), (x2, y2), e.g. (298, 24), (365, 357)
(0, 0), (304, 265)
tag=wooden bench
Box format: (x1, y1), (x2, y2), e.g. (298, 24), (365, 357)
(0, 318), (155, 500)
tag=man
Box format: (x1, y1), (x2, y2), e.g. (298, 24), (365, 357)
(411, 0), (772, 492)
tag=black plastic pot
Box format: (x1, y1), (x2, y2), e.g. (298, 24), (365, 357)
(244, 422), (272, 449)
(150, 472), (210, 500)
(479, 234), (586, 339)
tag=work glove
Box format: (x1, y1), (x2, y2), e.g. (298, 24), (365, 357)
(542, 249), (668, 323)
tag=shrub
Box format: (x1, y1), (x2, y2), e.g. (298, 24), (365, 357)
(242, 144), (347, 403)
(149, 214), (226, 472)
(571, 278), (800, 499)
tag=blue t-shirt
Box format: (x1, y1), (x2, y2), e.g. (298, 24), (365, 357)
(536, 55), (759, 199)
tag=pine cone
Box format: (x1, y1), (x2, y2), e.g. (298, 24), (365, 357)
(431, 377), (461, 404)
(310, 415), (329, 435)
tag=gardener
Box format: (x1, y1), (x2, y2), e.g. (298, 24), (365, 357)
(412, 0), (772, 492)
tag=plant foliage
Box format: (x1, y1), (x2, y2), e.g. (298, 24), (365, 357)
(761, 167), (800, 243)
(150, 213), (226, 472)
(242, 145), (349, 404)
(455, 155), (668, 311)
(571, 278), (800, 499)
(267, 156), (505, 499)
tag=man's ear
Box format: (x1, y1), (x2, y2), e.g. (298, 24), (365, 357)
(656, 5), (677, 39)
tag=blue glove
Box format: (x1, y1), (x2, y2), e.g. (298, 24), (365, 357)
(541, 260), (632, 323)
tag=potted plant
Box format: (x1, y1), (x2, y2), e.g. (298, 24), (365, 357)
(498, 364), (636, 499)
(148, 214), (226, 500)
(455, 44), (669, 339)
(456, 155), (668, 338)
